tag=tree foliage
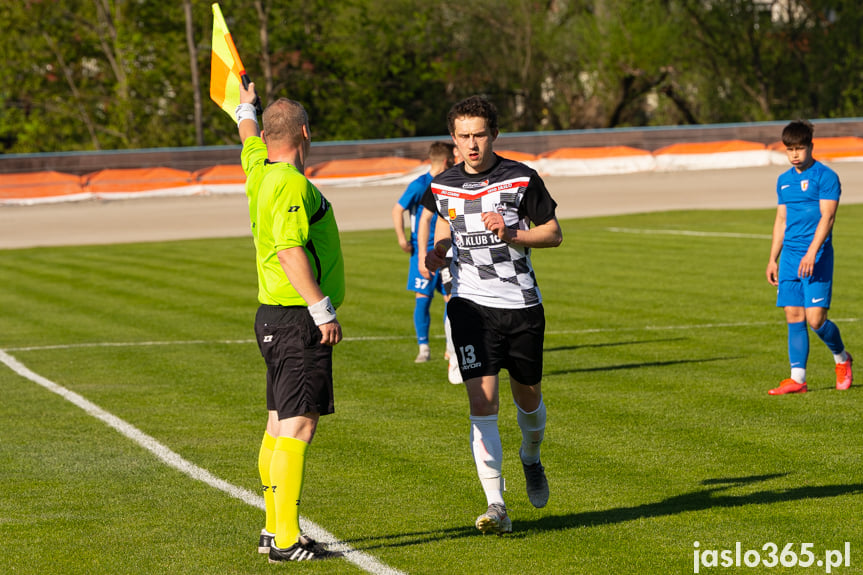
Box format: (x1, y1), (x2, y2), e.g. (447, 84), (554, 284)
(1, 0), (862, 154)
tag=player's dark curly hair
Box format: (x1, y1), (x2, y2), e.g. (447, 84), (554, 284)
(781, 119), (814, 147)
(447, 95), (498, 136)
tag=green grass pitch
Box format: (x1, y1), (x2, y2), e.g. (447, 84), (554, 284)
(1, 207), (862, 574)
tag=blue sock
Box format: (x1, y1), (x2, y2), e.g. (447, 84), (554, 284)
(813, 320), (845, 355)
(414, 296), (432, 345)
(788, 321), (809, 371)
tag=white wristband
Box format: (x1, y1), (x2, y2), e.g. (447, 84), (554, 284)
(308, 296), (337, 326)
(236, 103), (258, 125)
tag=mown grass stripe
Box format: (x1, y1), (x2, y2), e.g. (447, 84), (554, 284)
(4, 318), (858, 353)
(607, 227), (772, 240)
(0, 349), (406, 575)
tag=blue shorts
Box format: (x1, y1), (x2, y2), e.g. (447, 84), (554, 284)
(776, 245), (833, 308)
(407, 251), (445, 297)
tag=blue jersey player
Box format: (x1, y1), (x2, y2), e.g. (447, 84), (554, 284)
(391, 142), (455, 363)
(766, 120), (852, 395)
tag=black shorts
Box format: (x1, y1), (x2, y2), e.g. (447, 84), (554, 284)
(447, 297), (545, 385)
(254, 304), (335, 419)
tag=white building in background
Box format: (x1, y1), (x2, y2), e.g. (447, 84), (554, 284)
(753, 0), (808, 22)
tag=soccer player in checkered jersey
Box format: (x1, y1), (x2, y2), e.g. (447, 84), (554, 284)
(766, 120), (852, 395)
(422, 95), (563, 534)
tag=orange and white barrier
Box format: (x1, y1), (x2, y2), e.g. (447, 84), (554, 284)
(653, 140), (772, 171)
(768, 137), (863, 165)
(307, 156), (426, 188)
(195, 164), (247, 195)
(536, 146), (655, 176)
(0, 171), (91, 204)
(4, 137), (863, 205)
(84, 167), (201, 199)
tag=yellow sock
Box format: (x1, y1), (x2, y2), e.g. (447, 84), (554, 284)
(257, 432), (277, 535)
(270, 436), (309, 548)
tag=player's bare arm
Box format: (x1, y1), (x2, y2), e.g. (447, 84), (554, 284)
(391, 203), (412, 254)
(481, 212), (563, 248)
(766, 205), (786, 286)
(416, 209), (436, 279)
(798, 199), (838, 278)
(277, 247), (343, 346)
(425, 219), (452, 273)
(238, 82), (260, 143)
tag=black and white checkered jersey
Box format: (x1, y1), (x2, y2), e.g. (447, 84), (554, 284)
(421, 154), (557, 309)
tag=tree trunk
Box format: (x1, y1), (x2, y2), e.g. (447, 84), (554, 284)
(253, 0), (273, 105)
(184, 0), (203, 145)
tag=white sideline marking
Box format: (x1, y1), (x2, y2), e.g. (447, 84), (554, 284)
(607, 227), (772, 240)
(4, 318), (858, 353)
(549, 318), (857, 335)
(0, 349), (406, 575)
(4, 335), (405, 352)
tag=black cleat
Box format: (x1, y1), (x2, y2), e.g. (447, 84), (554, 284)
(522, 459), (549, 508)
(268, 535), (343, 563)
(257, 529), (274, 554)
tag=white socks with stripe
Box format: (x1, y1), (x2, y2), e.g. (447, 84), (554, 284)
(516, 397), (546, 465)
(470, 415), (504, 506)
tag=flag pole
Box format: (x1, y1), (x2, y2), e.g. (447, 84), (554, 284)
(211, 3), (262, 117)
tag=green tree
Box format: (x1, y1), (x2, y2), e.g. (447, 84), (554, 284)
(437, 0), (694, 131)
(582, 0), (695, 127)
(1, 0), (205, 153)
(671, 0), (863, 123)
(206, 0), (457, 143)
(438, 0), (593, 132)
(1, 0), (107, 152)
(4, 0), (863, 154)
(803, 0), (863, 119)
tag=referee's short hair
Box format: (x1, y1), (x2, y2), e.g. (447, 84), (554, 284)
(262, 98), (309, 147)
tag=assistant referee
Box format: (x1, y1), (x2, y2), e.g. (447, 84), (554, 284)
(237, 82), (345, 563)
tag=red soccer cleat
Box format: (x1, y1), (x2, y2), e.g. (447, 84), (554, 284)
(768, 379), (808, 395)
(836, 352), (853, 390)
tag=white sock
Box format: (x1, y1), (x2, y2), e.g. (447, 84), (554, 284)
(470, 415), (504, 506)
(791, 367), (806, 384)
(516, 397), (546, 465)
(834, 350), (848, 364)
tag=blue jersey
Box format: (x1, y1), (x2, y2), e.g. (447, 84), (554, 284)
(777, 160), (841, 255)
(397, 172), (436, 250)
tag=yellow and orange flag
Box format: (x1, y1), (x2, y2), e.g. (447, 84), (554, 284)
(210, 3), (256, 124)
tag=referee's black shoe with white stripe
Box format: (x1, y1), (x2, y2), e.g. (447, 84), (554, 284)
(257, 529), (274, 553)
(268, 535), (343, 563)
